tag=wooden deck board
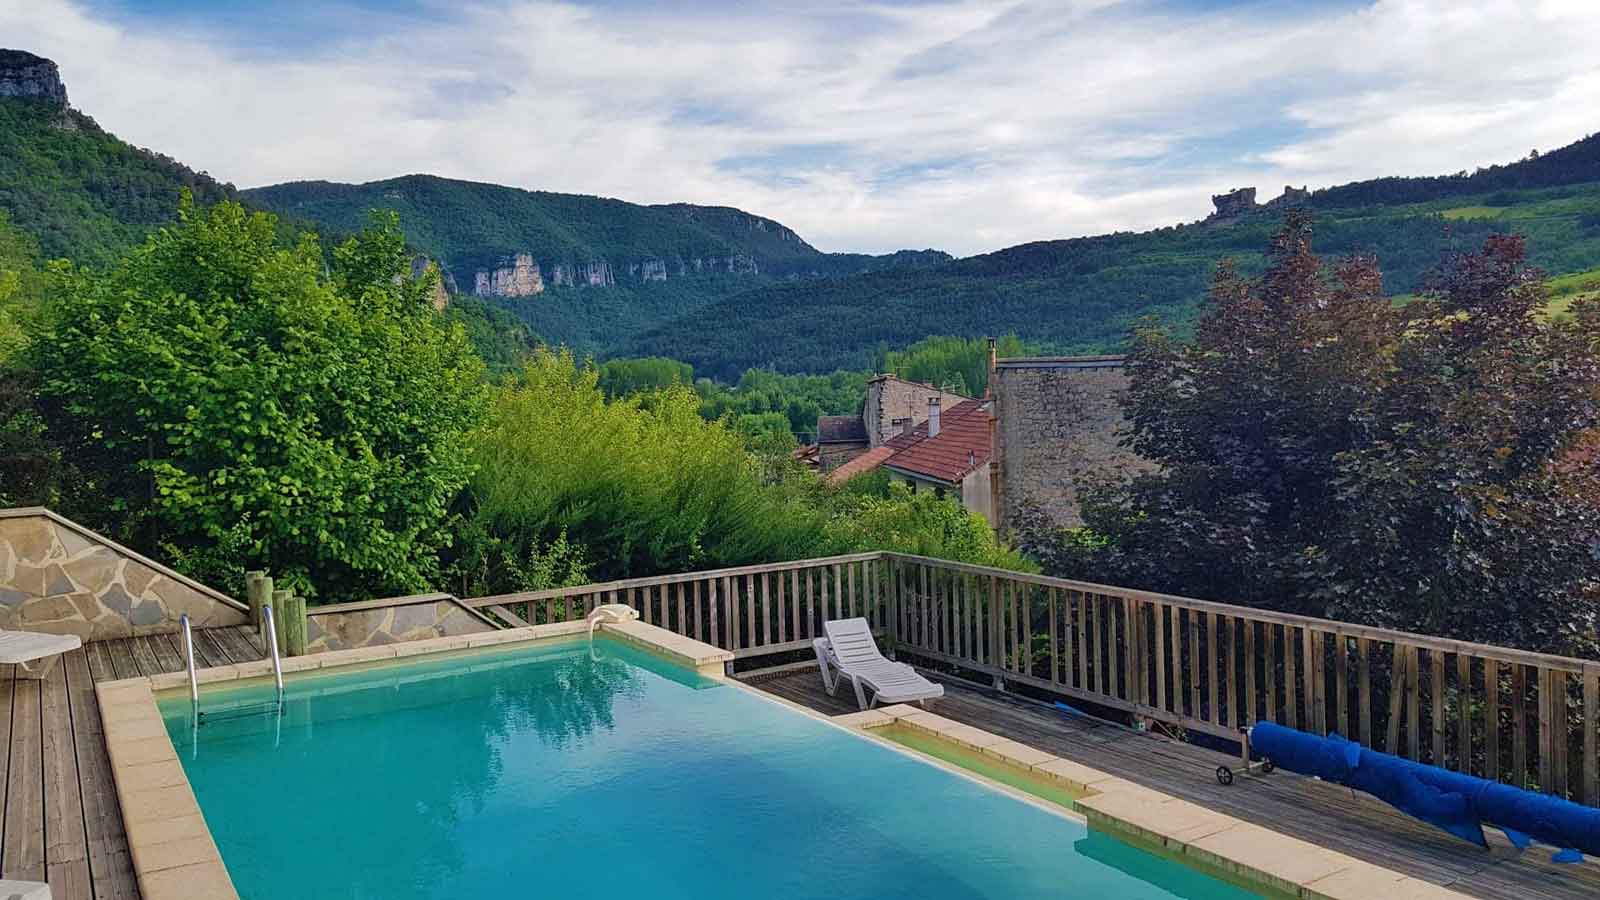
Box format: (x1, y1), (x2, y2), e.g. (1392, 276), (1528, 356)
(751, 668), (1600, 900)
(1, 627), (264, 900)
(3, 674), (46, 883)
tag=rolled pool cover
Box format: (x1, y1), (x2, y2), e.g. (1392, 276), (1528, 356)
(1249, 721), (1600, 862)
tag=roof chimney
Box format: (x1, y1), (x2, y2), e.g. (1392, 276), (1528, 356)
(927, 397), (942, 438)
(897, 418), (913, 437)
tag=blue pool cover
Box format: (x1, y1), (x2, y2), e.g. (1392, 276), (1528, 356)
(1250, 721), (1600, 862)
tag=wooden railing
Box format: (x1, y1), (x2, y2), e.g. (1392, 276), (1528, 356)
(885, 553), (1600, 807)
(461, 550), (1600, 806)
(463, 552), (891, 660)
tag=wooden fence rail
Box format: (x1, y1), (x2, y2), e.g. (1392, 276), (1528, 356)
(462, 550), (1599, 806)
(883, 553), (1600, 808)
(463, 552), (889, 660)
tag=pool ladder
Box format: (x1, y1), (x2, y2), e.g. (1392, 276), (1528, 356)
(182, 606), (285, 725)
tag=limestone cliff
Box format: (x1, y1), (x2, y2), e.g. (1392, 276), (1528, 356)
(469, 252), (760, 298)
(0, 50), (67, 106)
(409, 255), (452, 310)
(473, 253), (544, 297)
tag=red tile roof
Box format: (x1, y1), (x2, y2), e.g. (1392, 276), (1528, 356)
(881, 400), (992, 484)
(825, 445), (896, 485)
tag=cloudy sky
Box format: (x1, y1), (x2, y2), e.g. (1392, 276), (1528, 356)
(5, 0), (1599, 256)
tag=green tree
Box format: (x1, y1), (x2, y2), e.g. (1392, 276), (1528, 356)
(598, 356), (694, 397)
(467, 348), (832, 581)
(31, 199), (488, 598)
(1025, 217), (1600, 654)
(1310, 235), (1600, 650)
(826, 482), (1032, 571)
(882, 334), (1031, 397)
(0, 209), (41, 365)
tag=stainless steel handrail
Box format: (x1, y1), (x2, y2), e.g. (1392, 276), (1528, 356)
(261, 604), (285, 703)
(180, 613), (198, 708)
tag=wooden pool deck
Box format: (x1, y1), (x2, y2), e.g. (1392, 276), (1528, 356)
(0, 626), (264, 900)
(748, 667), (1600, 900)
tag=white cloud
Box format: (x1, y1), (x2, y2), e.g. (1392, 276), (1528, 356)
(1, 0), (1597, 256)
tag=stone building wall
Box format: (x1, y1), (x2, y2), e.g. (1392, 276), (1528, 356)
(0, 507), (248, 641)
(863, 376), (972, 448)
(992, 357), (1149, 530)
(818, 441), (868, 472)
(305, 593), (495, 653)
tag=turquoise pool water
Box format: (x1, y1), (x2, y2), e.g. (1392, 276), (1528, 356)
(161, 638), (1257, 899)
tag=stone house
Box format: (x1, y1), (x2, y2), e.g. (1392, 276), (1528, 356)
(989, 355), (1148, 530)
(861, 375), (971, 447)
(829, 397), (995, 524)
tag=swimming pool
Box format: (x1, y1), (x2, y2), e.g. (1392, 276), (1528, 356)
(160, 636), (1257, 899)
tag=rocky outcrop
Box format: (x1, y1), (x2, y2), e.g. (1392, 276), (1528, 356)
(1209, 187), (1258, 222)
(1265, 185), (1310, 208)
(474, 253), (545, 297)
(1208, 185), (1312, 223)
(630, 258), (669, 282)
(470, 253), (761, 297)
(549, 260), (615, 288)
(410, 255), (451, 310)
(0, 50), (67, 106)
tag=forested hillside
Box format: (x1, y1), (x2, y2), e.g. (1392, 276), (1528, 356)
(243, 175), (950, 351)
(0, 97), (236, 266)
(631, 176), (1600, 379)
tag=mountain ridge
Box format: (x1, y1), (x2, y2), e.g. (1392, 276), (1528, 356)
(242, 174), (952, 300)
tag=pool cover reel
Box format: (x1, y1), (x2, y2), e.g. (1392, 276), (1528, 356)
(1249, 721), (1600, 863)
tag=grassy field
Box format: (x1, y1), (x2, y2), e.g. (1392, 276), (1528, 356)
(1440, 205), (1506, 220)
(1546, 265), (1600, 318)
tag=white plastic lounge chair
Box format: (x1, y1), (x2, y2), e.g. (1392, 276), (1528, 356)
(814, 617), (944, 710)
(0, 629), (82, 678)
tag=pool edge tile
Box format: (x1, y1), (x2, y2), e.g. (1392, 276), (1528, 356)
(861, 703), (1476, 900)
(98, 680), (241, 900)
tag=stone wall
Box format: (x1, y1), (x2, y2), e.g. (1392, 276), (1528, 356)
(863, 376), (971, 448)
(992, 358), (1149, 530)
(305, 593), (494, 653)
(818, 440), (868, 472)
(0, 508), (248, 641)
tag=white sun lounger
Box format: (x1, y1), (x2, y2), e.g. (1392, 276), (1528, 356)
(0, 879), (52, 900)
(0, 630), (82, 678)
(814, 617), (944, 710)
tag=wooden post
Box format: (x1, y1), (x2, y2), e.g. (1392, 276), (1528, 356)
(252, 573), (275, 647)
(283, 594), (308, 657)
(270, 589), (291, 652)
(244, 571), (268, 631)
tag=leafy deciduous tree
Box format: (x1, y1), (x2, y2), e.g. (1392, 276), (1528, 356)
(32, 198), (487, 598)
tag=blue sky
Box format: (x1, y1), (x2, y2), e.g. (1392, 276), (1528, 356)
(5, 0), (1599, 255)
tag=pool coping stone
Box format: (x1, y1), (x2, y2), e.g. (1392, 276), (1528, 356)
(839, 704), (1475, 900)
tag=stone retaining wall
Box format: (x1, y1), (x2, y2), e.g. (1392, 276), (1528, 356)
(0, 507), (247, 641)
(305, 593), (495, 653)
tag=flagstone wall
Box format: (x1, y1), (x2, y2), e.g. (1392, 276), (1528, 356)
(0, 507), (248, 641)
(305, 593), (494, 653)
